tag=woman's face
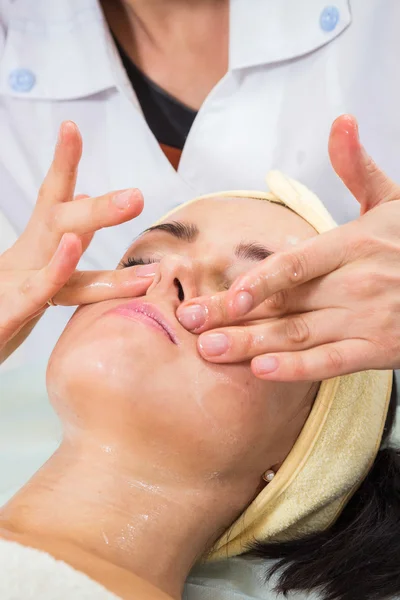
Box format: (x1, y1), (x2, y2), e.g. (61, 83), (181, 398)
(47, 197), (318, 493)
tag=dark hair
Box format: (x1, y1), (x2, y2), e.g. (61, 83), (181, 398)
(248, 377), (400, 600)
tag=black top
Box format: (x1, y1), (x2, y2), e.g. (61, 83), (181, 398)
(115, 37), (197, 151)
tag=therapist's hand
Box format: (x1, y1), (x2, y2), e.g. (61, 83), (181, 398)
(177, 115), (400, 381)
(0, 121), (154, 363)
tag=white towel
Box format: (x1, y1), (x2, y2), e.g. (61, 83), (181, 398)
(0, 538), (120, 599)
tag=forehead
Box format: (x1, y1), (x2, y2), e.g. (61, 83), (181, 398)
(161, 197), (317, 248)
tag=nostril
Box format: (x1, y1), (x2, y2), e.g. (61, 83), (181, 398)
(174, 278), (184, 302)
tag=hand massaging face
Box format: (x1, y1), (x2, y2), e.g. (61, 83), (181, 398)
(46, 172), (391, 560)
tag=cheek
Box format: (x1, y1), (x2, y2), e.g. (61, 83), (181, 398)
(46, 308), (173, 414)
(191, 371), (316, 474)
(124, 362), (272, 476)
(46, 308), (314, 479)
(173, 364), (275, 468)
(190, 365), (263, 439)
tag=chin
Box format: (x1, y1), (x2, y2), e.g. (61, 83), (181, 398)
(45, 306), (264, 476)
(46, 309), (173, 411)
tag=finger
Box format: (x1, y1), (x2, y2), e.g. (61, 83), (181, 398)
(11, 184), (89, 269)
(176, 237), (343, 330)
(177, 272), (331, 332)
(19, 123), (83, 262)
(196, 308), (348, 363)
(74, 195), (94, 253)
(329, 115), (399, 214)
(250, 339), (378, 382)
(50, 188), (144, 235)
(52, 265), (156, 306)
(253, 261), (384, 320)
(37, 121), (82, 207)
(176, 287), (273, 333)
(246, 277), (325, 319)
(206, 227), (351, 322)
(80, 232), (95, 254)
(177, 292), (230, 333)
(0, 233), (81, 344)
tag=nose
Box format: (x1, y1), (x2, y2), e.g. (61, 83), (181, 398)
(145, 254), (198, 310)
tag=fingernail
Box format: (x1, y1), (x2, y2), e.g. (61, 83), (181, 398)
(233, 291), (253, 316)
(177, 304), (207, 330)
(135, 263), (157, 277)
(112, 189), (133, 209)
(199, 333), (230, 356)
(58, 121), (75, 144)
(253, 356), (279, 374)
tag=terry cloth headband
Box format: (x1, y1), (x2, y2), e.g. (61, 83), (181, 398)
(155, 171), (393, 560)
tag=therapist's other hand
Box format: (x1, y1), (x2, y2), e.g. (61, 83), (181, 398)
(0, 121), (154, 363)
(177, 114), (400, 381)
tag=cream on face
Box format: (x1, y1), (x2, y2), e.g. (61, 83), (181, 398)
(47, 196), (318, 496)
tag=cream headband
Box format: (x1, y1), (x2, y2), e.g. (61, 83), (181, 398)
(156, 171), (392, 560)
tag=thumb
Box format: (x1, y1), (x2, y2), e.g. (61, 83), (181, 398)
(328, 114), (399, 215)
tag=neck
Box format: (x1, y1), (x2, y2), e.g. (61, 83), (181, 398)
(0, 436), (238, 599)
(119, 0), (226, 30)
(102, 0), (228, 44)
(101, 0), (229, 110)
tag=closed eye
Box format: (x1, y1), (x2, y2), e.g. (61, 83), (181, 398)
(119, 257), (159, 269)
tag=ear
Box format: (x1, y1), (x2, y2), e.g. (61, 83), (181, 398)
(328, 114), (399, 215)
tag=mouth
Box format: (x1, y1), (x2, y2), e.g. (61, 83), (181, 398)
(108, 300), (179, 344)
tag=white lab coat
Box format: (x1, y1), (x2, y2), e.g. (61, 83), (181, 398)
(1, 0), (400, 368)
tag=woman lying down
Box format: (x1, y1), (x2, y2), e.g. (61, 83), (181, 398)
(0, 132), (399, 600)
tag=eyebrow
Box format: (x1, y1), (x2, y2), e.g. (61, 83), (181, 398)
(141, 221), (274, 261)
(234, 241), (273, 261)
(142, 221), (199, 242)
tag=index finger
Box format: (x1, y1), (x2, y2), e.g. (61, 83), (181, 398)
(53, 267), (155, 306)
(37, 121), (82, 208)
(226, 227), (349, 319)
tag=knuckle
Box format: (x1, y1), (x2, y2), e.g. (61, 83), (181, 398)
(363, 155), (380, 180)
(284, 316), (310, 344)
(207, 294), (227, 326)
(343, 268), (379, 299)
(362, 159), (396, 203)
(266, 289), (289, 312)
(282, 252), (308, 285)
(291, 354), (307, 380)
(46, 204), (62, 232)
(348, 224), (383, 258)
(218, 295), (231, 324)
(240, 329), (258, 355)
(19, 277), (33, 297)
(325, 346), (344, 372)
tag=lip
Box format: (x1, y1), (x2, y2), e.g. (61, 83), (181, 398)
(108, 300), (179, 344)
